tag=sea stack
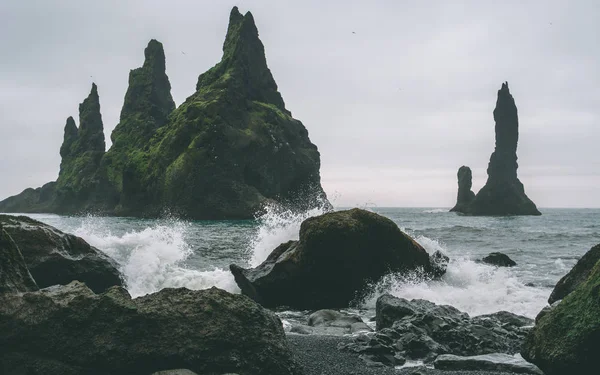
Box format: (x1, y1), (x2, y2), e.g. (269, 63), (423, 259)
(452, 82), (540, 216)
(450, 166), (475, 212)
(0, 7), (329, 219)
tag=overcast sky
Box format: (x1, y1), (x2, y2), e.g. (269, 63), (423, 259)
(1, 0), (598, 208)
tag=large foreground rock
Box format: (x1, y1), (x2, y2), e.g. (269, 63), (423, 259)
(230, 209), (444, 309)
(548, 243), (600, 304)
(0, 282), (300, 375)
(522, 244), (600, 375)
(341, 294), (533, 365)
(434, 353), (543, 375)
(0, 225), (38, 293)
(0, 215), (121, 293)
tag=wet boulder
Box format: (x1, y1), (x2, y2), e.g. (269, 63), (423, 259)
(0, 215), (122, 293)
(0, 225), (38, 294)
(522, 247), (600, 375)
(482, 252), (517, 267)
(548, 243), (600, 304)
(0, 282), (300, 375)
(230, 208), (444, 309)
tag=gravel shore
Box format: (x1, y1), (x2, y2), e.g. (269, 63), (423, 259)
(286, 334), (522, 375)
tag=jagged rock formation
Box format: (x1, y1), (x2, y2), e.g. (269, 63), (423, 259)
(0, 7), (329, 219)
(102, 39), (176, 204)
(450, 166), (475, 212)
(340, 294), (533, 366)
(53, 84), (112, 212)
(451, 83), (540, 216)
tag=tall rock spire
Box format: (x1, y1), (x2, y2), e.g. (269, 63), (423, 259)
(111, 39), (175, 150)
(77, 83), (105, 154)
(458, 82), (540, 216)
(196, 6), (287, 113)
(60, 116), (78, 159)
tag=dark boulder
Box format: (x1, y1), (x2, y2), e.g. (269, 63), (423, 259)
(0, 215), (121, 293)
(341, 294), (533, 365)
(0, 282), (300, 375)
(521, 249), (600, 375)
(548, 243), (600, 304)
(0, 224), (38, 294)
(434, 353), (543, 375)
(482, 252), (517, 267)
(230, 208), (443, 309)
(449, 166), (475, 213)
(459, 82), (541, 216)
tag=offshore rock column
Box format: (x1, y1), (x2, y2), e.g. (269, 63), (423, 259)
(451, 82), (541, 216)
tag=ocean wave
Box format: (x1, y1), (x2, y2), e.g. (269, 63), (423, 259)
(247, 200), (331, 267)
(72, 217), (239, 297)
(359, 234), (549, 318)
(422, 208), (448, 214)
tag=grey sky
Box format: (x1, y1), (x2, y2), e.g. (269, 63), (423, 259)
(1, 0), (598, 208)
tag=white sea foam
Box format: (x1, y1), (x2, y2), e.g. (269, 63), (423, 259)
(423, 208), (448, 213)
(248, 202), (330, 266)
(360, 235), (549, 318)
(73, 218), (239, 297)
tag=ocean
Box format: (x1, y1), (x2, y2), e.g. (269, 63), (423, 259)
(20, 207), (600, 321)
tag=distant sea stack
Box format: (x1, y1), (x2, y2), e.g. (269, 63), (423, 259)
(0, 7), (329, 219)
(451, 82), (541, 216)
(450, 166), (475, 212)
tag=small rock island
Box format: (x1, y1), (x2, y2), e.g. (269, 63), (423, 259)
(451, 82), (541, 216)
(0, 7), (329, 220)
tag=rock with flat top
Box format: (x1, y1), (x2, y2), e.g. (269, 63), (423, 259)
(434, 353), (543, 374)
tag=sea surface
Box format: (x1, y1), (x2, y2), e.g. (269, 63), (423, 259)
(16, 207), (600, 321)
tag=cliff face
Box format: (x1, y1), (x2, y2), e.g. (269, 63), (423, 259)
(129, 7), (328, 218)
(451, 83), (540, 216)
(0, 7), (329, 219)
(450, 166), (475, 213)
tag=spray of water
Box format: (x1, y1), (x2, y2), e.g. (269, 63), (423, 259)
(248, 200), (331, 266)
(359, 235), (549, 318)
(73, 217), (239, 297)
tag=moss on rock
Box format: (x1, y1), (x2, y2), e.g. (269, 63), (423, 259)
(0, 7), (329, 219)
(521, 246), (600, 375)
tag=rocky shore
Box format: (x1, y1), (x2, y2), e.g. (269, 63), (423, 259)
(2, 207), (600, 374)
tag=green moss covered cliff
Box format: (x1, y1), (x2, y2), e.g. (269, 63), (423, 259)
(0, 7), (329, 219)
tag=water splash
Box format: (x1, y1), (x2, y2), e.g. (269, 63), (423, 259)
(359, 234), (549, 318)
(248, 200), (331, 266)
(73, 217), (239, 297)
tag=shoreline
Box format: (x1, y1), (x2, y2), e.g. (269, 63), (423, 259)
(287, 334), (522, 375)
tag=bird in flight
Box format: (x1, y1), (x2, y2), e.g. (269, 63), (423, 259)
(352, 31), (356, 34)
(182, 51), (186, 55)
